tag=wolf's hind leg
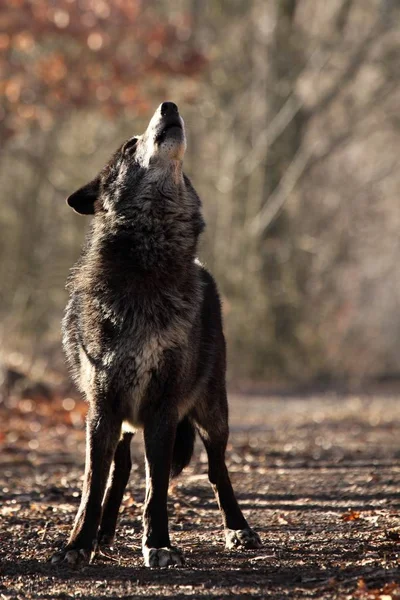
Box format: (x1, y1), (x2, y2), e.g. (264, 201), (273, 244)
(51, 406), (122, 567)
(194, 393), (262, 550)
(98, 431), (134, 547)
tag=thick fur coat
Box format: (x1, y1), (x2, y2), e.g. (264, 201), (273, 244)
(52, 102), (261, 568)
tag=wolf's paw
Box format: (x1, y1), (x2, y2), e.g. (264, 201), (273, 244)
(50, 547), (92, 567)
(225, 528), (262, 550)
(97, 533), (115, 550)
(143, 546), (184, 568)
(96, 536), (123, 562)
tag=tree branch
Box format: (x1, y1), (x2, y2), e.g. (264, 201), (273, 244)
(249, 141), (316, 236)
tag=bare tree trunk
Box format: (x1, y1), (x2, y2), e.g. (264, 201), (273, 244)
(254, 0), (309, 375)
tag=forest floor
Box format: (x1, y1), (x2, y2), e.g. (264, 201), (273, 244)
(1, 388), (400, 599)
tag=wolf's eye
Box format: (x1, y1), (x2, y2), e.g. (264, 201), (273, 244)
(123, 137), (138, 154)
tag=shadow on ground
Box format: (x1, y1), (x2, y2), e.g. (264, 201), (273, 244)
(1, 391), (400, 598)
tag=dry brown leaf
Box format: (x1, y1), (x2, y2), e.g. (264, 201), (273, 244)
(342, 510), (361, 522)
(357, 578), (367, 590)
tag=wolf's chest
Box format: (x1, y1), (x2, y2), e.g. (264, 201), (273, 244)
(76, 291), (193, 425)
(118, 330), (179, 428)
(130, 334), (166, 393)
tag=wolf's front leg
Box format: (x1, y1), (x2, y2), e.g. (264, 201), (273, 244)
(142, 410), (183, 567)
(98, 431), (134, 547)
(51, 406), (122, 567)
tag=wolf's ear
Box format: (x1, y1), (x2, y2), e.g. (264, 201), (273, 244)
(67, 177), (100, 215)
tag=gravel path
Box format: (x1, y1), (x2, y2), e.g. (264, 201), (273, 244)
(1, 391), (400, 599)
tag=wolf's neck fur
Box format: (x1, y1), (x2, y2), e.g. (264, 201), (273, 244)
(147, 158), (183, 186)
(73, 178), (200, 303)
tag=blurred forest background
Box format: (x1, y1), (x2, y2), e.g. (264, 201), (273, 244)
(1, 0), (400, 389)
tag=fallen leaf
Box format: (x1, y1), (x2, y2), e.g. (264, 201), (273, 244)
(342, 510), (361, 522)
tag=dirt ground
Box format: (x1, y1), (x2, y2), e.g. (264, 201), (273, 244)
(1, 389), (400, 599)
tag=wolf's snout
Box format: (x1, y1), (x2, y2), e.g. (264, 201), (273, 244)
(142, 101), (186, 163)
(161, 102), (179, 117)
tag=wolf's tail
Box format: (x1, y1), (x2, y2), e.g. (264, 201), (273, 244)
(171, 417), (196, 478)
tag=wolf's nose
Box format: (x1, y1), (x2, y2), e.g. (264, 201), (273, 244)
(161, 102), (179, 117)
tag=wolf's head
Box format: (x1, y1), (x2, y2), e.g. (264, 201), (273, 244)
(67, 102), (188, 216)
(66, 103), (204, 274)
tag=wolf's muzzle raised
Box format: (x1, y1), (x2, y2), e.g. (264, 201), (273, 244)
(155, 102), (183, 145)
(160, 102), (179, 117)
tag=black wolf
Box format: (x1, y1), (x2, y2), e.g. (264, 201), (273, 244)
(51, 102), (261, 568)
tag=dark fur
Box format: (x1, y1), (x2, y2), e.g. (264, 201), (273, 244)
(52, 103), (260, 568)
